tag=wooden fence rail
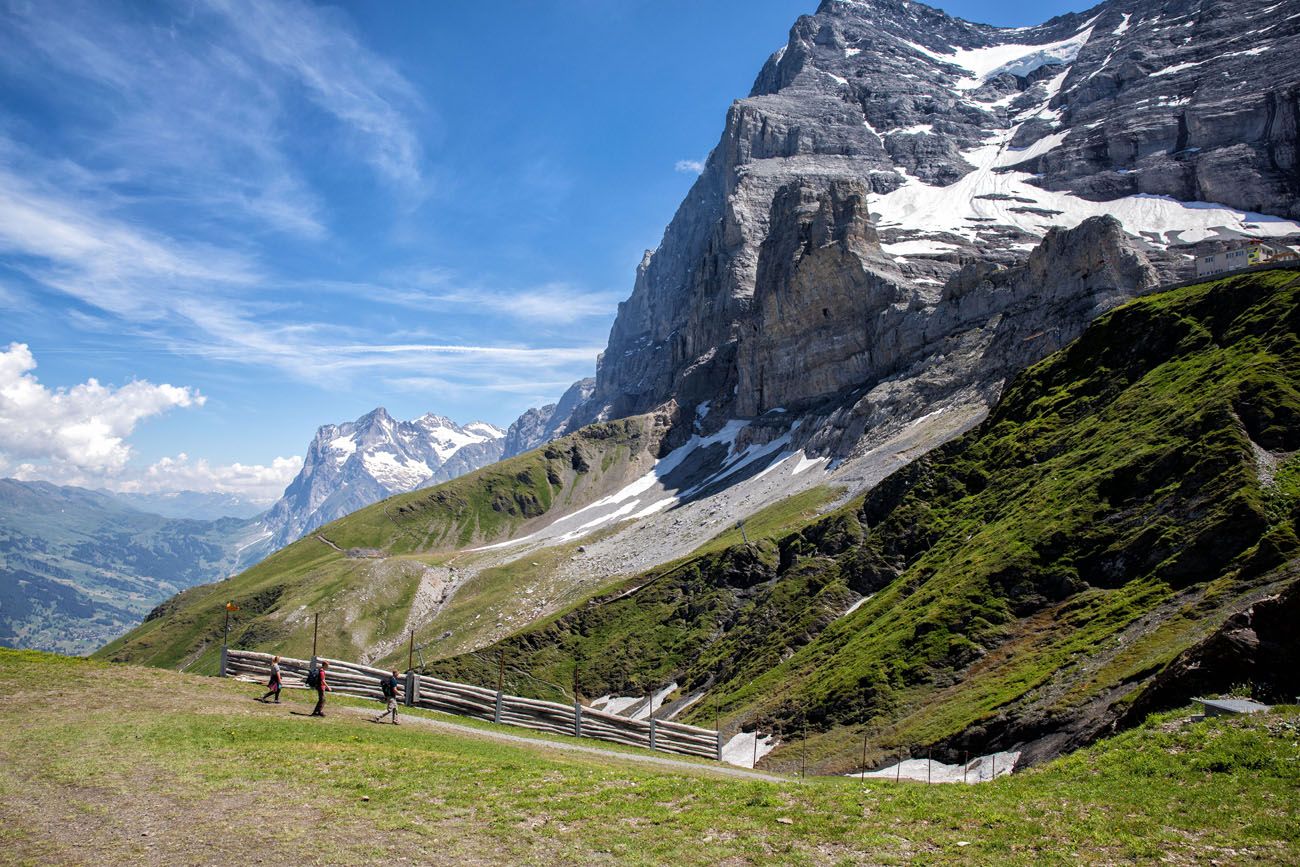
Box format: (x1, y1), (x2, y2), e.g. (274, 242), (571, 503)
(226, 649), (722, 761)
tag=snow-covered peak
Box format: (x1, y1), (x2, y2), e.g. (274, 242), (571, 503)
(261, 407), (509, 548)
(465, 421), (506, 439)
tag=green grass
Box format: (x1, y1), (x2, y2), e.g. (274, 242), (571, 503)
(1, 650), (1297, 865)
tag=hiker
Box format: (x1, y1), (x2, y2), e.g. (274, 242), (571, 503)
(309, 660), (330, 717)
(373, 670), (400, 724)
(258, 655), (282, 703)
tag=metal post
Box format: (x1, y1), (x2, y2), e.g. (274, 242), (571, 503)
(312, 612), (319, 659)
(221, 605), (230, 677)
(992, 753), (997, 781)
(963, 751), (968, 784)
(494, 650), (505, 724)
(408, 631), (414, 672)
(861, 731), (869, 783)
(752, 725), (759, 769)
(896, 753), (901, 783)
(927, 749), (931, 785)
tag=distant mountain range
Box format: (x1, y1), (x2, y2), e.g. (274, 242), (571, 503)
(259, 407), (507, 550)
(2, 406), (556, 655)
(0, 479), (266, 655)
(102, 490), (270, 521)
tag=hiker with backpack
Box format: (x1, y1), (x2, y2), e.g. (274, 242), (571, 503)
(258, 655), (282, 703)
(307, 660), (330, 717)
(373, 670), (401, 724)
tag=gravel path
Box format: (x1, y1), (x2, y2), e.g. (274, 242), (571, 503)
(336, 703), (791, 783)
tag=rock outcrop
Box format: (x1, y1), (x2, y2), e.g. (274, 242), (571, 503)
(501, 378), (595, 458)
(562, 0), (1300, 449)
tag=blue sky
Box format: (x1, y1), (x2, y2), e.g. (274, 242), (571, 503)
(0, 0), (1088, 500)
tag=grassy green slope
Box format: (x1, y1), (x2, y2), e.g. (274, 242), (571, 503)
(96, 416), (668, 671)
(433, 268), (1300, 770)
(3, 649), (1297, 865)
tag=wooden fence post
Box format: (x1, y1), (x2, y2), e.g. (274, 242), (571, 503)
(404, 670), (417, 707)
(649, 695), (657, 752)
(494, 650), (505, 724)
(574, 699), (583, 738)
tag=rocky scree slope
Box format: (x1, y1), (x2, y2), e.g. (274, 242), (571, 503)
(428, 269), (1300, 772)
(562, 0), (1300, 460)
(260, 407), (505, 550)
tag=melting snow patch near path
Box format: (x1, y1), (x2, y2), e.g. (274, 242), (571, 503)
(854, 750), (1020, 783)
(722, 731), (778, 768)
(589, 683), (678, 721)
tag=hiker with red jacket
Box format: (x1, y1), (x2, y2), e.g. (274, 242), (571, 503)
(309, 660), (331, 717)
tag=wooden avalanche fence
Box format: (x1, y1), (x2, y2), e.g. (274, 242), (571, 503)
(225, 649), (722, 761)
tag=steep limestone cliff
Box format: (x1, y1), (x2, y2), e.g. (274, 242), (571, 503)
(566, 0), (1300, 455)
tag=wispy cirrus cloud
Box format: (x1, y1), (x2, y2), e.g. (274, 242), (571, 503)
(0, 141), (601, 390)
(0, 0), (427, 242)
(205, 0), (425, 189)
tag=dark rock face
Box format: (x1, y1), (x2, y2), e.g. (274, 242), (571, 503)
(564, 0), (1300, 443)
(1121, 568), (1300, 717)
(261, 408), (504, 548)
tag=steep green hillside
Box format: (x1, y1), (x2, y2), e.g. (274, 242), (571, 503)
(0, 480), (264, 654)
(96, 415), (670, 671)
(430, 268), (1300, 770)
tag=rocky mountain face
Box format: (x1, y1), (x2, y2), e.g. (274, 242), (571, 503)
(565, 0), (1300, 454)
(261, 408), (505, 548)
(501, 378), (596, 458)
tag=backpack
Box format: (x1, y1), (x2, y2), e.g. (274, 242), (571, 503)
(381, 676), (396, 699)
(305, 669), (320, 689)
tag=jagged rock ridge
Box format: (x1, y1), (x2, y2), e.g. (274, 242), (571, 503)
(501, 378), (595, 458)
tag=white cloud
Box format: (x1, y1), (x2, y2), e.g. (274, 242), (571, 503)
(675, 159), (706, 174)
(125, 453), (302, 501)
(0, 343), (203, 473)
(0, 343), (298, 500)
